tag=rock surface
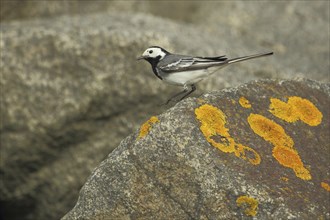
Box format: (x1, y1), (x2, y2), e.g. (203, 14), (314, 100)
(63, 79), (330, 219)
(0, 1), (329, 220)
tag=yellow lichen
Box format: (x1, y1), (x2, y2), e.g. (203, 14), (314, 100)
(239, 97), (252, 108)
(247, 114), (311, 180)
(280, 176), (289, 182)
(236, 195), (258, 217)
(234, 144), (261, 165)
(269, 96), (322, 126)
(137, 116), (159, 139)
(273, 146), (311, 180)
(247, 114), (293, 149)
(195, 104), (261, 165)
(321, 182), (330, 192)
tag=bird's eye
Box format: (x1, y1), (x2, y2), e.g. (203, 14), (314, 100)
(149, 50), (153, 54)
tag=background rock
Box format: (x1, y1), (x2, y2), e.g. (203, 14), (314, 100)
(0, 1), (329, 220)
(1, 1), (329, 82)
(63, 79), (330, 219)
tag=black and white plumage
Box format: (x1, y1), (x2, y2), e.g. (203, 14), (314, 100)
(137, 46), (273, 104)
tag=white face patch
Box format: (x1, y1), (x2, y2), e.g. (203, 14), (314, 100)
(142, 47), (166, 60)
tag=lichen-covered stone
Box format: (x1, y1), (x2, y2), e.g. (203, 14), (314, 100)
(63, 79), (330, 219)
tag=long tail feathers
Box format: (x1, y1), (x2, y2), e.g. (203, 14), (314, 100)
(227, 52), (273, 64)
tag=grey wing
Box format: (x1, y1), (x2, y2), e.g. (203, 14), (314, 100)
(159, 55), (228, 73)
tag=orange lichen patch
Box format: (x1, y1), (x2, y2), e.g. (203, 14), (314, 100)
(239, 97), (252, 108)
(195, 104), (261, 165)
(273, 146), (311, 180)
(269, 98), (297, 122)
(195, 104), (234, 153)
(247, 114), (293, 149)
(269, 96), (322, 126)
(137, 116), (159, 139)
(234, 144), (261, 165)
(236, 195), (258, 217)
(248, 114), (311, 180)
(321, 182), (330, 192)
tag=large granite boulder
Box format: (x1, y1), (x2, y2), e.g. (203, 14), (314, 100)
(63, 79), (329, 219)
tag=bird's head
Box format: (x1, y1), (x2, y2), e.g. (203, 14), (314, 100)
(137, 46), (170, 63)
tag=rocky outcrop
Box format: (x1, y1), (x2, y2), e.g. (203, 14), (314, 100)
(1, 1), (329, 220)
(63, 79), (330, 219)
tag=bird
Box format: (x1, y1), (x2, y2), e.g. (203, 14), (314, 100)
(137, 46), (273, 104)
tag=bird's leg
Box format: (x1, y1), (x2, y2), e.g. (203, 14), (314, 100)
(178, 84), (196, 101)
(162, 84), (197, 105)
(162, 88), (189, 105)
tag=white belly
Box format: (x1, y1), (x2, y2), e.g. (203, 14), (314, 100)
(162, 69), (208, 86)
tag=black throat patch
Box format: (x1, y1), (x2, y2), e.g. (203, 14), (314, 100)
(145, 55), (163, 80)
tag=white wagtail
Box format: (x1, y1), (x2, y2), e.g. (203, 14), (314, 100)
(137, 46), (273, 104)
